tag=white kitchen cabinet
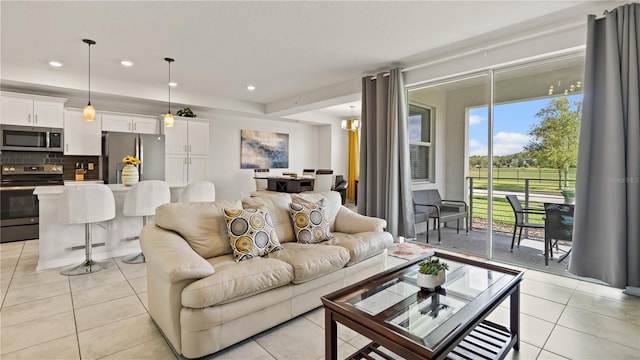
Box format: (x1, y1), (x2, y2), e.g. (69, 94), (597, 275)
(164, 120), (189, 154)
(101, 113), (159, 134)
(164, 117), (209, 186)
(187, 121), (209, 155)
(0, 92), (65, 127)
(165, 154), (188, 186)
(64, 109), (102, 155)
(188, 154), (208, 183)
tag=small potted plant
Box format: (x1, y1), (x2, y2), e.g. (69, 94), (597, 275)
(176, 107), (197, 118)
(561, 188), (575, 205)
(417, 257), (449, 290)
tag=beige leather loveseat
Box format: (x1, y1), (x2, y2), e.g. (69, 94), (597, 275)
(140, 191), (393, 359)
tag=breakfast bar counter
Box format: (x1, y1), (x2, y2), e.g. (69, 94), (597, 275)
(34, 184), (184, 270)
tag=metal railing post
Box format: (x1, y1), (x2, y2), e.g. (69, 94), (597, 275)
(469, 177), (474, 231)
(524, 179), (530, 239)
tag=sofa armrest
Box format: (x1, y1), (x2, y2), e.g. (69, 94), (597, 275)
(334, 206), (387, 233)
(140, 224), (215, 283)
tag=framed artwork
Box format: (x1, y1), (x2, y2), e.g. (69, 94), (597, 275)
(241, 129), (289, 169)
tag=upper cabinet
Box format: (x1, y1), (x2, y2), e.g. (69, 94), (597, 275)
(0, 92), (66, 128)
(164, 117), (209, 155)
(64, 109), (102, 155)
(101, 112), (160, 134)
(164, 117), (210, 186)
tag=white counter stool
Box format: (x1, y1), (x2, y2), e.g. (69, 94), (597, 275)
(179, 181), (216, 202)
(122, 180), (170, 264)
(59, 184), (115, 276)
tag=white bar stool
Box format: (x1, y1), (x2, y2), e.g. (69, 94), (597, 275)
(59, 184), (115, 276)
(122, 180), (170, 264)
(179, 181), (216, 202)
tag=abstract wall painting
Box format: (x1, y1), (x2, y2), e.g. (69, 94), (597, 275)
(240, 130), (289, 169)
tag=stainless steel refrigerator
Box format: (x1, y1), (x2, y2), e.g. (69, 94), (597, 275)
(102, 133), (165, 184)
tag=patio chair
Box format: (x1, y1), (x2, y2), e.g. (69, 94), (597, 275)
(543, 203), (574, 266)
(506, 195), (545, 251)
(413, 189), (468, 243)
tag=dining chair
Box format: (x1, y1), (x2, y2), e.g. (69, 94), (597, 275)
(302, 169), (315, 176)
(314, 169), (333, 192)
(253, 168), (269, 191)
(543, 202), (574, 265)
(506, 195), (545, 251)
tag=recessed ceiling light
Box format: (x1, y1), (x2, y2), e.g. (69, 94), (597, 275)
(120, 60), (134, 67)
(48, 61), (63, 67)
(247, 85), (256, 91)
(168, 82), (177, 87)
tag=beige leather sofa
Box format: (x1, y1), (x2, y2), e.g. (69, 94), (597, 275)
(140, 191), (393, 359)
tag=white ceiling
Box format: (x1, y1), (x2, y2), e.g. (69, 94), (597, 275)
(0, 1), (619, 119)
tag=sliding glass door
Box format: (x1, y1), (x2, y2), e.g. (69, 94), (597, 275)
(408, 53), (584, 275)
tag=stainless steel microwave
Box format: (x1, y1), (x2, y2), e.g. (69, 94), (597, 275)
(0, 125), (64, 152)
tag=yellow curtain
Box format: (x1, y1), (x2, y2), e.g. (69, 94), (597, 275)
(346, 121), (359, 200)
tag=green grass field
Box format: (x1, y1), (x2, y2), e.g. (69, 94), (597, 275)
(467, 167), (565, 226)
(468, 167), (576, 195)
(470, 196), (545, 227)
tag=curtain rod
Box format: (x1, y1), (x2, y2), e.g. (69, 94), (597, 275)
(367, 19), (585, 80)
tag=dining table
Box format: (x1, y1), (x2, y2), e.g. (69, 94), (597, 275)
(254, 176), (315, 193)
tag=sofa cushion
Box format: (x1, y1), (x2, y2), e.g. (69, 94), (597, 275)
(289, 200), (333, 243)
(154, 200), (241, 259)
(243, 192), (296, 243)
(223, 208), (283, 262)
(323, 232), (394, 266)
(267, 242), (349, 284)
(181, 254), (294, 308)
(291, 191), (341, 231)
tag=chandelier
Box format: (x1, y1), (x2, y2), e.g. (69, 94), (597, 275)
(341, 106), (360, 132)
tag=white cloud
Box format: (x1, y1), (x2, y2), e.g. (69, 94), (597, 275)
(468, 132), (532, 156)
(469, 139), (487, 156)
(493, 132), (532, 156)
(469, 114), (484, 125)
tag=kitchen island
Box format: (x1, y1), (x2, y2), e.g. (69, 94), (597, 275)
(34, 183), (184, 270)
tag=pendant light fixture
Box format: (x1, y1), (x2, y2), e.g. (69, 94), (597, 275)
(164, 57), (175, 127)
(341, 106), (360, 131)
(82, 39), (96, 121)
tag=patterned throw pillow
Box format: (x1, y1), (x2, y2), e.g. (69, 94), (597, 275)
(223, 207), (282, 262)
(289, 200), (333, 244)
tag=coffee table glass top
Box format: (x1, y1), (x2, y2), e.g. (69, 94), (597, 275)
(344, 260), (516, 347)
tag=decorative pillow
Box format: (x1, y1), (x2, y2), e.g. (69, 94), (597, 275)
(223, 207), (282, 262)
(289, 200), (333, 244)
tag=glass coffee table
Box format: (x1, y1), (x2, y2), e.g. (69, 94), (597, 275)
(322, 252), (523, 359)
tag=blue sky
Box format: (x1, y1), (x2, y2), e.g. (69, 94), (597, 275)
(468, 94), (582, 156)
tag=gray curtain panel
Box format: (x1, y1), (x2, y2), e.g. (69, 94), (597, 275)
(569, 3), (640, 290)
(357, 68), (415, 239)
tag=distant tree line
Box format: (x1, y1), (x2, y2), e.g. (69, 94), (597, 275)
(469, 153), (536, 168)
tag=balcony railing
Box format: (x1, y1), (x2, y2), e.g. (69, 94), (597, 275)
(466, 175), (575, 238)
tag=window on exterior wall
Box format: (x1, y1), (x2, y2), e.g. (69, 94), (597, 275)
(408, 103), (433, 182)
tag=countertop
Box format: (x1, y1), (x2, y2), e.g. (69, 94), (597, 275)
(34, 183), (184, 195)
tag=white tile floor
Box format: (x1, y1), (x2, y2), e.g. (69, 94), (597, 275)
(1, 239), (639, 360)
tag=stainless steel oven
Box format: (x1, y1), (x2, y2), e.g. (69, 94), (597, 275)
(0, 164), (64, 243)
(0, 125), (64, 152)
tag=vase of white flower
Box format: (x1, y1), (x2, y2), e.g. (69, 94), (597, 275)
(121, 156), (140, 186)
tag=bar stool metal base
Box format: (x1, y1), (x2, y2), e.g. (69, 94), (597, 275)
(61, 259), (114, 276)
(122, 252), (145, 264)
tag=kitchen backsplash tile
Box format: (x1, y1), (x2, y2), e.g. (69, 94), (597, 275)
(0, 151), (100, 180)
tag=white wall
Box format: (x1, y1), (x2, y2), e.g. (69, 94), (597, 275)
(208, 114), (320, 200)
